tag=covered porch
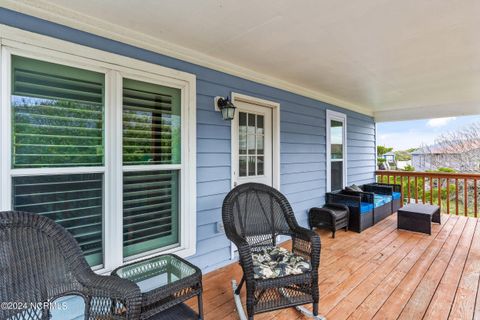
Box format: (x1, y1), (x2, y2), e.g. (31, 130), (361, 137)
(197, 213), (480, 320)
(1, 1), (480, 320)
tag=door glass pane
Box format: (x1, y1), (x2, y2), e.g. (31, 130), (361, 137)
(123, 170), (179, 258)
(248, 113), (256, 134)
(11, 56), (105, 168)
(257, 115), (264, 134)
(331, 161), (343, 191)
(257, 156), (264, 175)
(239, 156), (247, 177)
(248, 156), (256, 176)
(256, 135), (264, 155)
(123, 78), (181, 165)
(12, 173), (104, 267)
(247, 134), (256, 155)
(239, 134), (247, 155)
(239, 112), (247, 154)
(239, 112), (247, 133)
(330, 120), (343, 160)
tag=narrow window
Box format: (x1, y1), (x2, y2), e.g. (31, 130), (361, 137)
(122, 78), (181, 259)
(327, 110), (347, 192)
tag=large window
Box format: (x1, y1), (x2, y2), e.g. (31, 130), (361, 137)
(326, 110), (347, 192)
(1, 42), (196, 272)
(11, 56), (106, 266)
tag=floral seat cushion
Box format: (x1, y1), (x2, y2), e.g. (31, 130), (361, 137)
(252, 246), (311, 279)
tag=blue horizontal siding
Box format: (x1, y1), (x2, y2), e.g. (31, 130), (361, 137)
(0, 8), (376, 275)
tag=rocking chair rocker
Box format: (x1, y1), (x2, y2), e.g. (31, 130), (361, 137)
(222, 183), (324, 320)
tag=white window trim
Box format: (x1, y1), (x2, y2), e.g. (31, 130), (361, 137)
(0, 27), (197, 274)
(326, 110), (347, 192)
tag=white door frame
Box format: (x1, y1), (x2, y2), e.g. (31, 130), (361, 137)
(231, 92), (280, 190)
(326, 109), (347, 192)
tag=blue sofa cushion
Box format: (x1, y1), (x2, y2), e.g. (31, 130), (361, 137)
(360, 202), (374, 213)
(392, 192), (401, 200)
(379, 194), (393, 204)
(374, 194), (385, 208)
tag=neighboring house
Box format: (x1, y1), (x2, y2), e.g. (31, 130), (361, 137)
(411, 143), (480, 172)
(382, 151), (396, 163)
(0, 8), (376, 275)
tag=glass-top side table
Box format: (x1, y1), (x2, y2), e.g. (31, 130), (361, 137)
(112, 254), (203, 320)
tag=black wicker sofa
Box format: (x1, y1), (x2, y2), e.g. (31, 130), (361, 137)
(326, 183), (402, 232)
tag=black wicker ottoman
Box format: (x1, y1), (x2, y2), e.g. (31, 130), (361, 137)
(397, 204), (441, 235)
(112, 254), (203, 320)
(309, 203), (349, 238)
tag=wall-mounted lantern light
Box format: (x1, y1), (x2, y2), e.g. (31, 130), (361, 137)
(214, 96), (236, 121)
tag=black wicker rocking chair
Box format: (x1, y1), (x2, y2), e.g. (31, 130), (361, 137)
(222, 183), (323, 320)
(0, 211), (142, 320)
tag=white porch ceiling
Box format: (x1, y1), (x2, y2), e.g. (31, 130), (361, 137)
(4, 0), (480, 121)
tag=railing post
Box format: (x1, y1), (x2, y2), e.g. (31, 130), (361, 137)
(475, 179), (478, 218)
(438, 178), (441, 209)
(456, 179), (459, 215)
(430, 177), (433, 205)
(446, 178), (450, 214)
(401, 176), (404, 204)
(464, 178), (468, 217)
(407, 176), (411, 204)
(422, 177), (426, 204)
(415, 177), (418, 203)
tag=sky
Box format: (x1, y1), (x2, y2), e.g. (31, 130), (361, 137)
(377, 115), (480, 151)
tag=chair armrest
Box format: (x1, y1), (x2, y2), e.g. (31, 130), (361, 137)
(225, 232), (255, 280)
(291, 226), (321, 272)
(81, 274), (142, 319)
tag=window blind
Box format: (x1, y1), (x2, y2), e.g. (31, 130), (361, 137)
(11, 55), (105, 168)
(123, 78), (181, 165)
(12, 173), (104, 266)
(123, 170), (179, 258)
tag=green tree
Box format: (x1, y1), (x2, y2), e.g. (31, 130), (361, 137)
(394, 150), (412, 161)
(377, 145), (393, 156)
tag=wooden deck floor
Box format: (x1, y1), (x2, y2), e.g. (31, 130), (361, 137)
(190, 213), (480, 320)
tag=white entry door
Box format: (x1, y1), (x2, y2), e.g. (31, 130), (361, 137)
(232, 100), (273, 187)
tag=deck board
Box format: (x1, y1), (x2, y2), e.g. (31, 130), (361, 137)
(191, 213), (480, 319)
